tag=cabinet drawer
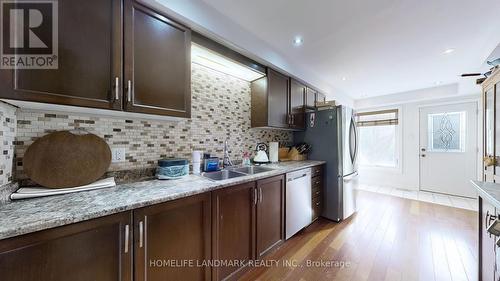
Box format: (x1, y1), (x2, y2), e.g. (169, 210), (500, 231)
(312, 198), (322, 220)
(312, 196), (321, 207)
(312, 176), (323, 189)
(311, 165), (324, 178)
(312, 184), (322, 199)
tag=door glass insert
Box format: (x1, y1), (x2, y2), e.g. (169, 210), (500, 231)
(427, 111), (466, 152)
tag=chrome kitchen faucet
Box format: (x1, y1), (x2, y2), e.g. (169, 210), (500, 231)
(223, 139), (233, 168)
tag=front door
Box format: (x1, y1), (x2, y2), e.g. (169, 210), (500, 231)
(419, 102), (478, 198)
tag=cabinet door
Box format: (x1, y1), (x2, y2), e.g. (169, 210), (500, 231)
(496, 83), (500, 179)
(267, 69), (289, 128)
(256, 175), (284, 258)
(480, 196), (497, 281)
(0, 212), (132, 281)
(305, 87), (317, 108)
(0, 0), (122, 110)
(316, 92), (326, 103)
(289, 79), (306, 130)
(212, 182), (256, 281)
(485, 86), (495, 182)
(124, 0), (191, 117)
(134, 193), (211, 281)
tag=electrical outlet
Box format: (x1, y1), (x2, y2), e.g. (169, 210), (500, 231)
(111, 148), (126, 163)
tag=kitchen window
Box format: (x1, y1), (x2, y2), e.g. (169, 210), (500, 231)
(357, 109), (400, 168)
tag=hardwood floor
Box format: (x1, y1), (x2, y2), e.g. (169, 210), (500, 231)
(240, 190), (478, 281)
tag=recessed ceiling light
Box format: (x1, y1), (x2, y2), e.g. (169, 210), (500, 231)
(293, 36), (303, 46)
(443, 48), (455, 54)
(341, 77), (347, 81)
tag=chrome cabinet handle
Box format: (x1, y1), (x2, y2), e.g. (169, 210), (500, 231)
(127, 80), (132, 102)
(139, 220), (144, 248)
(124, 224), (129, 253)
(253, 188), (257, 205)
(259, 188), (263, 203)
(114, 77), (119, 100)
(486, 211), (492, 227)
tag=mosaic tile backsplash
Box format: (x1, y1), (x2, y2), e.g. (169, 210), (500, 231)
(0, 102), (16, 186)
(13, 64), (293, 181)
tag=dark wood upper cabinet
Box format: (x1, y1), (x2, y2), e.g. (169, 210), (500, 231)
(256, 175), (285, 258)
(0, 0), (123, 110)
(267, 69), (290, 128)
(0, 212), (132, 281)
(133, 193), (211, 281)
(317, 92), (326, 104)
(289, 79), (306, 130)
(305, 87), (317, 108)
(124, 0), (191, 117)
(212, 182), (256, 281)
(251, 68), (289, 129)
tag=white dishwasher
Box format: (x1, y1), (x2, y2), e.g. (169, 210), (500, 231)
(285, 168), (312, 240)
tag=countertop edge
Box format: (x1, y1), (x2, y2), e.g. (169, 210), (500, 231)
(0, 161), (325, 240)
(471, 180), (500, 208)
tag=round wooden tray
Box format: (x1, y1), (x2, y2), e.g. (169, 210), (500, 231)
(23, 131), (111, 188)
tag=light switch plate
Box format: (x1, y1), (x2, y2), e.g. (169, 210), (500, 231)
(111, 148), (126, 163)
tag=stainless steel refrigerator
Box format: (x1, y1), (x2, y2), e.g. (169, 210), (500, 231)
(295, 105), (358, 222)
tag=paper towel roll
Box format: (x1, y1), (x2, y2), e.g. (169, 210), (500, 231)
(192, 151), (202, 174)
(269, 142), (279, 163)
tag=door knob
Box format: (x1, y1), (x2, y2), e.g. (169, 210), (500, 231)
(421, 154), (426, 157)
(421, 148), (426, 152)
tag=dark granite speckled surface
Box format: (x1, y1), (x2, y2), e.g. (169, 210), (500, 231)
(0, 160), (324, 240)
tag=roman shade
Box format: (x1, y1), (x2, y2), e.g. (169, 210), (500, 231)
(356, 109), (399, 127)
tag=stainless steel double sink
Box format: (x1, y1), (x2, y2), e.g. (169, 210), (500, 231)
(202, 166), (274, 181)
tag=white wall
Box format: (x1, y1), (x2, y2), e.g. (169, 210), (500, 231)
(355, 87), (481, 191)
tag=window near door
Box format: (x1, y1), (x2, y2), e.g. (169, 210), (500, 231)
(357, 109), (399, 168)
(427, 111), (466, 152)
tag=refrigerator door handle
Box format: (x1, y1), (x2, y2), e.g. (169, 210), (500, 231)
(352, 117), (359, 164)
(343, 172), (359, 182)
(349, 116), (358, 165)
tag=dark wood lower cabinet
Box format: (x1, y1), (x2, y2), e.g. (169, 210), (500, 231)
(134, 193), (211, 281)
(212, 182), (256, 281)
(311, 165), (324, 221)
(0, 171), (304, 281)
(256, 175), (284, 258)
(212, 177), (285, 280)
(0, 212), (132, 281)
(479, 196), (497, 281)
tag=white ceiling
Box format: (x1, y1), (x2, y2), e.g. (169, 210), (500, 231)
(197, 0), (500, 99)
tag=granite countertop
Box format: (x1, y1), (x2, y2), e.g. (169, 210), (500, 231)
(0, 160), (325, 240)
(471, 180), (500, 208)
